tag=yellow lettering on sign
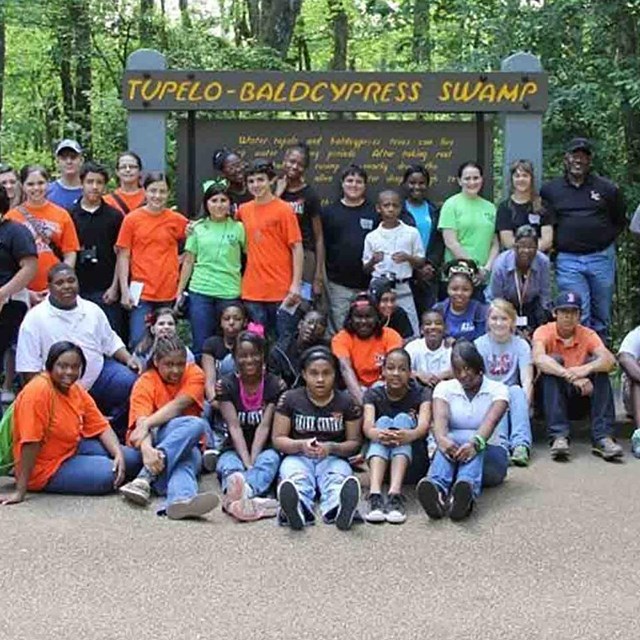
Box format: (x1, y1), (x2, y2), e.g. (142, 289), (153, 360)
(520, 82), (538, 100)
(203, 82), (222, 101)
(157, 81), (177, 100)
(310, 82), (329, 102)
(188, 82), (204, 101)
(496, 84), (519, 102)
(273, 81), (287, 102)
(141, 79), (163, 102)
(478, 84), (496, 102)
(176, 81), (193, 101)
(128, 79), (143, 100)
(438, 81), (453, 102)
(290, 82), (311, 102)
(239, 82), (256, 102)
(330, 83), (349, 102)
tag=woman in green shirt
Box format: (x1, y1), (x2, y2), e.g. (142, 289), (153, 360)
(438, 162), (499, 300)
(176, 179), (246, 359)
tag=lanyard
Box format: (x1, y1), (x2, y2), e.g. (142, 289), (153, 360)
(513, 270), (530, 314)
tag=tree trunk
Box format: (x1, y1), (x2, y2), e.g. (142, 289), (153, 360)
(328, 0), (348, 70)
(412, 0), (430, 68)
(140, 0), (155, 46)
(244, 0), (302, 58)
(0, 2), (5, 148)
(72, 0), (92, 150)
(179, 0), (192, 28)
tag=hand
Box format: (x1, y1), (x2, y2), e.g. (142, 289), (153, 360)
(389, 430), (413, 446)
(205, 384), (216, 404)
(312, 277), (323, 297)
(0, 295), (6, 314)
(391, 251), (411, 264)
(29, 290), (47, 306)
(376, 429), (398, 446)
(129, 419), (150, 448)
(573, 377), (593, 396)
(444, 336), (456, 348)
(275, 176), (288, 197)
(173, 294), (185, 315)
(566, 365), (591, 380)
(141, 446), (165, 476)
(102, 285), (119, 305)
(437, 436), (458, 459)
(371, 251), (384, 265)
(418, 263), (436, 280)
(301, 439), (321, 457)
(185, 220), (198, 237)
(416, 372), (440, 387)
(112, 452), (126, 488)
(126, 355), (142, 374)
(563, 368), (579, 384)
(0, 489), (26, 505)
(120, 290), (133, 310)
(455, 442), (477, 463)
(283, 287), (301, 308)
(473, 267), (488, 287)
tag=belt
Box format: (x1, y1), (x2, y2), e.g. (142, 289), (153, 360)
(394, 278), (412, 285)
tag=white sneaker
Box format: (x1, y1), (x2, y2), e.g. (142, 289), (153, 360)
(166, 492), (220, 520)
(119, 477), (152, 506)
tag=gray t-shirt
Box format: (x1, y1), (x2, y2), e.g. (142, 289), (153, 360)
(474, 334), (531, 387)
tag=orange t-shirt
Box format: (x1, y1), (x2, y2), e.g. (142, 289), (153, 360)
(532, 322), (604, 369)
(331, 327), (403, 387)
(126, 363), (205, 443)
(12, 374), (109, 491)
(237, 198), (302, 302)
(6, 201), (80, 292)
(116, 207), (187, 301)
(104, 189), (145, 215)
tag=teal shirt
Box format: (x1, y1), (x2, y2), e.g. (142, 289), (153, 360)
(185, 217), (246, 298)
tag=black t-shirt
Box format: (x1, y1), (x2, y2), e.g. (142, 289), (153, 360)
(495, 199), (555, 238)
(387, 307), (413, 339)
(217, 372), (286, 449)
(202, 335), (236, 376)
(276, 387), (362, 443)
(70, 200), (123, 293)
(0, 219), (37, 288)
(281, 185), (321, 252)
(363, 381), (431, 419)
(267, 336), (331, 389)
(322, 200), (379, 290)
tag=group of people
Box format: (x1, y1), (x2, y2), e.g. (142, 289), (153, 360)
(0, 133), (638, 527)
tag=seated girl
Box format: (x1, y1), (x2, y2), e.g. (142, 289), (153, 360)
(417, 340), (509, 521)
(363, 349), (431, 525)
(134, 307), (195, 370)
(369, 278), (414, 340)
(432, 261), (487, 343)
(1, 341), (140, 505)
(272, 346), (363, 531)
(215, 331), (286, 522)
(331, 293), (403, 405)
(474, 299), (533, 466)
(119, 335), (220, 520)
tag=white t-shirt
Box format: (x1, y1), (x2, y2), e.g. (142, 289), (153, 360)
(16, 296), (125, 390)
(362, 221), (424, 281)
(619, 326), (640, 358)
(433, 376), (509, 445)
(405, 339), (451, 376)
(474, 334), (531, 387)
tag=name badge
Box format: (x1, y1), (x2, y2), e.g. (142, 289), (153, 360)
(528, 214), (541, 226)
(360, 218), (373, 231)
(516, 315), (528, 327)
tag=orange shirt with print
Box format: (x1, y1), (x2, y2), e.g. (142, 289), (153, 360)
(532, 322), (604, 369)
(12, 374), (109, 491)
(104, 189), (145, 215)
(126, 363), (205, 444)
(6, 201), (80, 292)
(116, 207), (187, 301)
(238, 198), (302, 302)
(332, 327), (403, 387)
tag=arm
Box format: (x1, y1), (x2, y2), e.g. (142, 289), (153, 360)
(63, 252), (76, 268)
(0, 256), (37, 304)
(102, 262), (120, 305)
(532, 339), (573, 379)
(219, 400), (251, 468)
(499, 230), (515, 250)
(284, 242), (303, 306)
(521, 363), (534, 405)
(483, 234), (500, 272)
(538, 225), (553, 253)
(116, 248), (132, 308)
(97, 426), (126, 488)
(431, 397), (457, 456)
(112, 346), (142, 373)
(130, 394), (197, 446)
(567, 346), (616, 378)
(176, 251), (195, 301)
(311, 216), (325, 295)
(249, 403), (276, 463)
(201, 353), (217, 404)
(323, 416), (362, 458)
(619, 352), (640, 384)
(338, 357), (364, 405)
(1, 442), (41, 504)
(390, 400), (431, 446)
(442, 229), (471, 260)
(272, 411), (304, 455)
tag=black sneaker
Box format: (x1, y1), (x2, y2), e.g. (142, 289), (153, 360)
(365, 492), (386, 523)
(277, 479), (305, 531)
(449, 480), (474, 521)
(385, 493), (407, 524)
(335, 476), (361, 531)
(416, 478), (446, 520)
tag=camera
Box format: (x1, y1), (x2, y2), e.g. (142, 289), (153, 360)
(78, 246), (98, 265)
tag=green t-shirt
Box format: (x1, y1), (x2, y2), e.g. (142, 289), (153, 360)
(438, 192), (497, 266)
(185, 218), (246, 298)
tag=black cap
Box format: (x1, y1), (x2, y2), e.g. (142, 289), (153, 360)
(565, 137), (592, 155)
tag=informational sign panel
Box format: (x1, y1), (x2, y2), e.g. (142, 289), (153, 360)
(125, 70), (547, 113)
(176, 119), (492, 214)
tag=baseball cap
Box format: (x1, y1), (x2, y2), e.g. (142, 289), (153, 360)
(553, 291), (582, 310)
(565, 137), (592, 155)
(55, 139), (82, 155)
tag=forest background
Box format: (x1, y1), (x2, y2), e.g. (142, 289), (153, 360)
(0, 0), (639, 339)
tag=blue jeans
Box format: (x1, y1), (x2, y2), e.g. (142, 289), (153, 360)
(44, 439), (141, 494)
(556, 244), (616, 341)
(496, 385), (532, 450)
(89, 358), (138, 442)
(81, 290), (125, 338)
(244, 300), (298, 342)
(188, 291), (241, 360)
(427, 429), (508, 498)
(151, 416), (206, 510)
(367, 413), (415, 461)
(216, 449), (280, 496)
(278, 454), (354, 524)
(129, 300), (174, 349)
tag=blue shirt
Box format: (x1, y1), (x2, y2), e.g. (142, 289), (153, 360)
(405, 201), (433, 249)
(46, 180), (83, 211)
(432, 298), (487, 341)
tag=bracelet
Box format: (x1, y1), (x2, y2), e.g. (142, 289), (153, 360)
(472, 434), (487, 452)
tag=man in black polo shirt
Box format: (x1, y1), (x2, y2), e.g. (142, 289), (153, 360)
(70, 162), (124, 336)
(540, 138), (626, 343)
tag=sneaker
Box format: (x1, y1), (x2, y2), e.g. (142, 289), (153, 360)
(166, 492), (220, 520)
(550, 436), (570, 461)
(365, 492), (386, 523)
(119, 477), (151, 506)
(631, 429), (640, 459)
(227, 496), (279, 522)
(202, 449), (219, 473)
(277, 479), (305, 530)
(592, 437), (624, 461)
(1, 390), (15, 404)
(223, 472), (248, 511)
(416, 478), (446, 520)
(385, 493), (407, 524)
(510, 445), (530, 467)
(335, 476), (361, 531)
(449, 480), (474, 521)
